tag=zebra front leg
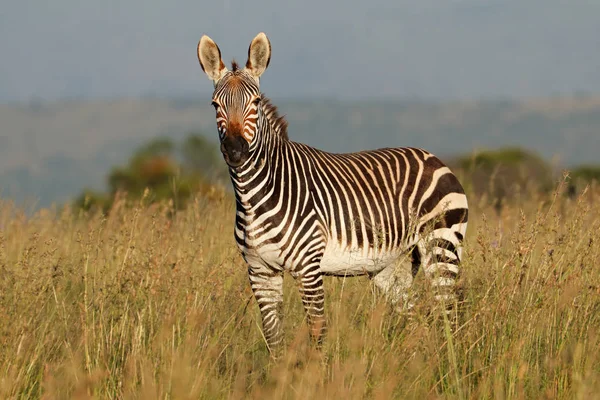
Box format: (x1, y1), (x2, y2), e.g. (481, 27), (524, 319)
(248, 265), (284, 356)
(292, 265), (327, 348)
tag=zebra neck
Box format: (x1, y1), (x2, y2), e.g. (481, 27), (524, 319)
(229, 123), (288, 210)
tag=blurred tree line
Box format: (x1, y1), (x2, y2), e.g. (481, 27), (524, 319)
(449, 147), (600, 212)
(75, 133), (600, 215)
(75, 133), (229, 213)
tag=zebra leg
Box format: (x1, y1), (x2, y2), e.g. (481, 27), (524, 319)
(248, 264), (284, 356)
(418, 224), (466, 308)
(372, 257), (415, 311)
(292, 266), (327, 347)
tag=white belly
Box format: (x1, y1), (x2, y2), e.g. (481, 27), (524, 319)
(319, 240), (402, 276)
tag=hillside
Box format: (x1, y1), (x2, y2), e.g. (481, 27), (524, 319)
(1, 96), (600, 207)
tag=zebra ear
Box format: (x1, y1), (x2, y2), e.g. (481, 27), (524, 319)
(197, 35), (228, 83)
(245, 32), (271, 79)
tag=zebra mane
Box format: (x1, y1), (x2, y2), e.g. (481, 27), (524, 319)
(231, 60), (240, 71)
(260, 96), (289, 139)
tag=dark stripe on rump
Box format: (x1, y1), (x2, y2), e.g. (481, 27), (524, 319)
(413, 152), (445, 206)
(429, 238), (459, 258)
(432, 208), (469, 230)
(419, 171), (465, 216)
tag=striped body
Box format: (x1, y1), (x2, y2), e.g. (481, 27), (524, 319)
(197, 33), (468, 356)
(235, 143), (467, 276)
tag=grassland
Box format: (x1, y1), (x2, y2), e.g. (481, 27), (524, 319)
(1, 184), (600, 399)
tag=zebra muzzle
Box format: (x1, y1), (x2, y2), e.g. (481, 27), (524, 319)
(221, 135), (250, 167)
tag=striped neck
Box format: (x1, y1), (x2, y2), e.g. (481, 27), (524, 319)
(228, 100), (287, 198)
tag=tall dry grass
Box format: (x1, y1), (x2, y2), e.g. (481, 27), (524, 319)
(1, 185), (600, 399)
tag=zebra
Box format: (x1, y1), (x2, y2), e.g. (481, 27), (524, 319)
(197, 32), (469, 356)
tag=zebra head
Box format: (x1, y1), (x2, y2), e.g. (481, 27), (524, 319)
(197, 33), (272, 168)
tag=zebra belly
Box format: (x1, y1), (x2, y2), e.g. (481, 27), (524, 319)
(319, 241), (402, 276)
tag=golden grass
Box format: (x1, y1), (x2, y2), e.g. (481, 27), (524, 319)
(1, 186), (600, 399)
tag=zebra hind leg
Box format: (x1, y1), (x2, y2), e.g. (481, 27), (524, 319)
(418, 223), (466, 311)
(372, 255), (415, 312)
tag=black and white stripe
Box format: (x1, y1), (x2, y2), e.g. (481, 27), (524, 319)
(198, 33), (468, 355)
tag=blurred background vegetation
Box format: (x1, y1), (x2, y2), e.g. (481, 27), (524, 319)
(69, 128), (600, 216)
(2, 97), (600, 210)
(74, 134), (228, 213)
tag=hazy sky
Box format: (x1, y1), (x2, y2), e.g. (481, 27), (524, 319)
(2, 0), (599, 102)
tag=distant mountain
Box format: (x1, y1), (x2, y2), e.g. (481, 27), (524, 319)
(1, 96), (600, 207)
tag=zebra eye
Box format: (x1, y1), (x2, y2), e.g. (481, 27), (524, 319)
(211, 101), (219, 109)
(252, 97), (261, 105)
